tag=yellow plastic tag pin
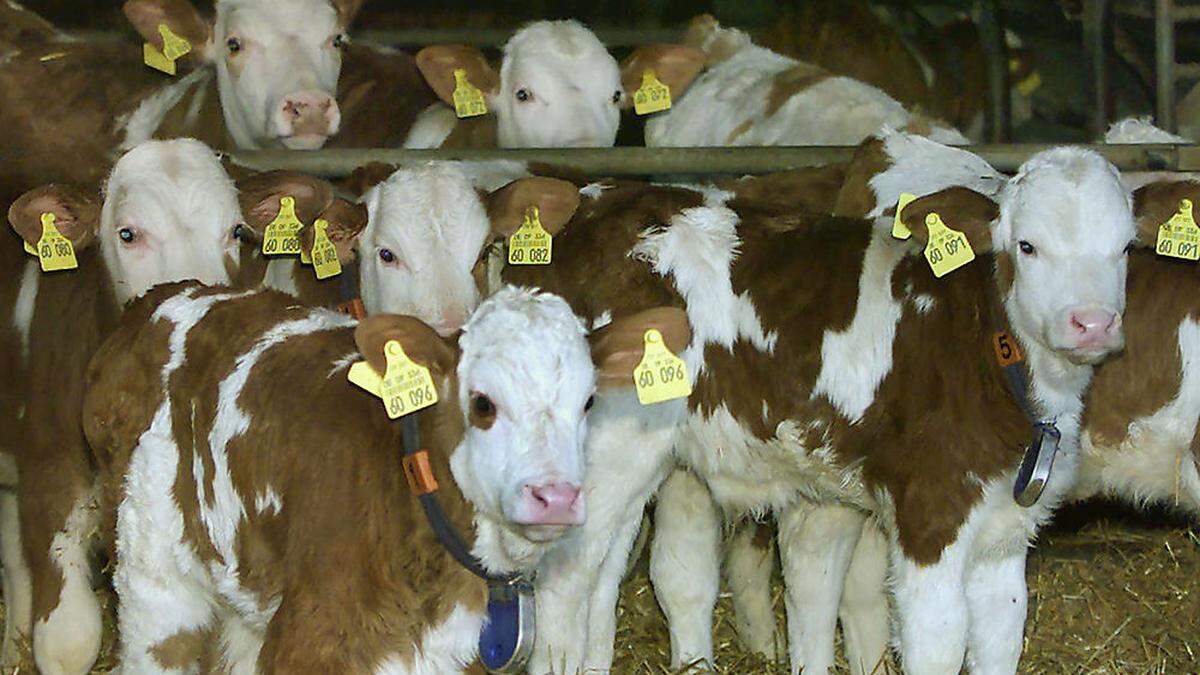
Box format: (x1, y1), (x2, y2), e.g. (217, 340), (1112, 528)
(633, 70), (672, 116)
(261, 196), (303, 256)
(893, 193), (916, 240)
(143, 24), (191, 75)
(379, 341), (439, 419)
(633, 329), (692, 405)
(311, 219), (342, 280)
(347, 361), (383, 397)
(507, 206), (552, 265)
(923, 212), (975, 277)
(452, 69), (488, 118)
(35, 213), (78, 272)
(1155, 199), (1200, 261)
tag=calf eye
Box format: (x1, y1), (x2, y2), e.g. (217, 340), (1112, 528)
(332, 34), (350, 51)
(118, 228), (137, 244)
(584, 395), (595, 412)
(378, 248), (396, 264)
(1018, 240), (1035, 255)
(226, 37), (242, 54)
(515, 88), (532, 103)
(232, 224), (246, 240)
(611, 90), (622, 105)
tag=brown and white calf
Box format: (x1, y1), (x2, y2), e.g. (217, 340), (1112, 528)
(81, 283), (687, 673)
(487, 145), (1145, 674)
(403, 21), (704, 149)
(0, 138), (330, 675)
(643, 15), (967, 148)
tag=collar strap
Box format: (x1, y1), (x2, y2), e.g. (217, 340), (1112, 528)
(336, 260), (366, 320)
(400, 415), (522, 585)
(991, 331), (1061, 507)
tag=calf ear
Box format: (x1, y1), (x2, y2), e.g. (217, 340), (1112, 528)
(416, 45), (499, 106)
(832, 137), (890, 218)
(236, 171), (334, 238)
(341, 162), (398, 198)
(900, 186), (999, 254)
(354, 315), (457, 379)
(1132, 180), (1200, 247)
(7, 184), (100, 251)
(300, 198), (368, 264)
(590, 307), (691, 390)
(328, 0), (365, 27)
(486, 177), (581, 238)
(123, 0), (212, 64)
(620, 44), (706, 105)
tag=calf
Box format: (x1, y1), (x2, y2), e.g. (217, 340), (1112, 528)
(404, 21), (703, 149)
(0, 138), (328, 674)
(643, 15), (967, 148)
(491, 146), (1142, 674)
(82, 283), (686, 673)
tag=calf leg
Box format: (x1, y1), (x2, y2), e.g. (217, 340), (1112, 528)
(891, 539), (970, 675)
(725, 520), (777, 659)
(839, 521), (890, 675)
(964, 551), (1027, 674)
(0, 489), (32, 668)
(648, 468), (720, 669)
(777, 502), (864, 675)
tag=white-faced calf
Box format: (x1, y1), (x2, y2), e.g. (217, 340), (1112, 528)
(82, 283), (687, 673)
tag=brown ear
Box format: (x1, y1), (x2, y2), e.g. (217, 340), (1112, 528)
(620, 44), (706, 105)
(900, 187), (999, 253)
(236, 171), (334, 237)
(341, 162), (398, 198)
(7, 184), (101, 250)
(123, 0), (212, 63)
(487, 177), (581, 238)
(300, 198), (369, 264)
(1132, 180), (1200, 247)
(328, 0), (365, 27)
(354, 315), (457, 379)
(832, 137), (890, 218)
(416, 45), (498, 106)
(590, 307), (691, 390)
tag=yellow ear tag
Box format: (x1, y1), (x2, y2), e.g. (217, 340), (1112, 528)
(633, 70), (672, 116)
(261, 196), (303, 256)
(1016, 71), (1042, 97)
(892, 192), (916, 240)
(23, 240), (37, 256)
(35, 213), (78, 272)
(923, 212), (975, 278)
(507, 206), (552, 265)
(311, 219), (342, 280)
(452, 69), (488, 119)
(633, 329), (691, 405)
(347, 361), (383, 397)
(143, 23), (191, 75)
(1155, 199), (1200, 261)
(380, 341), (438, 418)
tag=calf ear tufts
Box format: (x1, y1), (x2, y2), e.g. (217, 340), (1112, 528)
(354, 315), (457, 378)
(590, 307), (691, 389)
(7, 183), (101, 250)
(486, 177), (581, 239)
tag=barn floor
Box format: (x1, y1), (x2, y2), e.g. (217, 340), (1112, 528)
(0, 502), (1194, 673)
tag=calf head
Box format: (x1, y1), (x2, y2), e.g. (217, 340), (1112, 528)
(8, 138), (243, 304)
(351, 163), (579, 335)
(124, 0), (365, 149)
(416, 22), (703, 148)
(355, 288), (689, 556)
(901, 148), (1137, 365)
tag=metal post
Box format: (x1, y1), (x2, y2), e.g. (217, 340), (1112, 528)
(976, 0), (1012, 142)
(1083, 0), (1111, 138)
(1157, 0), (1177, 131)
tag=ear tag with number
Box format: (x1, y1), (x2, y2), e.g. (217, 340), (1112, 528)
(633, 329), (691, 405)
(923, 212), (975, 278)
(347, 342), (439, 419)
(892, 193), (916, 240)
(311, 219), (342, 279)
(453, 69), (488, 118)
(633, 70), (672, 115)
(261, 196), (303, 256)
(507, 206), (552, 265)
(23, 240), (37, 256)
(143, 23), (192, 75)
(35, 213), (78, 272)
(1155, 199), (1200, 261)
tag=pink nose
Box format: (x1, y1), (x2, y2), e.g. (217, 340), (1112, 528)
(516, 482), (584, 526)
(276, 90), (340, 139)
(1067, 307), (1120, 349)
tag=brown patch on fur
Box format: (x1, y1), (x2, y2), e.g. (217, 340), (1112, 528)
(330, 43), (438, 149)
(750, 520), (774, 551)
(438, 112), (499, 149)
(682, 14), (746, 67)
(340, 162), (399, 198)
(721, 164), (849, 220)
(723, 118), (754, 145)
(152, 72), (232, 150)
(150, 627), (211, 670)
(764, 62), (832, 117)
(832, 137), (891, 218)
(995, 251), (1014, 297)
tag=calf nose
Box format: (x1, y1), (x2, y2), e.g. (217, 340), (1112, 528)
(517, 482), (584, 526)
(275, 90), (341, 141)
(1067, 307), (1121, 349)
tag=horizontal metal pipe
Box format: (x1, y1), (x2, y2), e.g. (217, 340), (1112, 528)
(66, 27), (694, 48)
(227, 144), (1200, 178)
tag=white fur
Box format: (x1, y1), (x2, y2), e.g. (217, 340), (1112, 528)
(403, 104), (459, 149)
(100, 139), (241, 304)
(724, 521), (777, 658)
(867, 129), (1008, 219)
(1104, 116), (1191, 144)
(120, 70), (213, 150)
(0, 490), (30, 671)
(261, 258), (300, 297)
(32, 492), (102, 675)
(13, 259), (38, 363)
(373, 605), (484, 674)
(253, 487), (282, 516)
(838, 522), (890, 675)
